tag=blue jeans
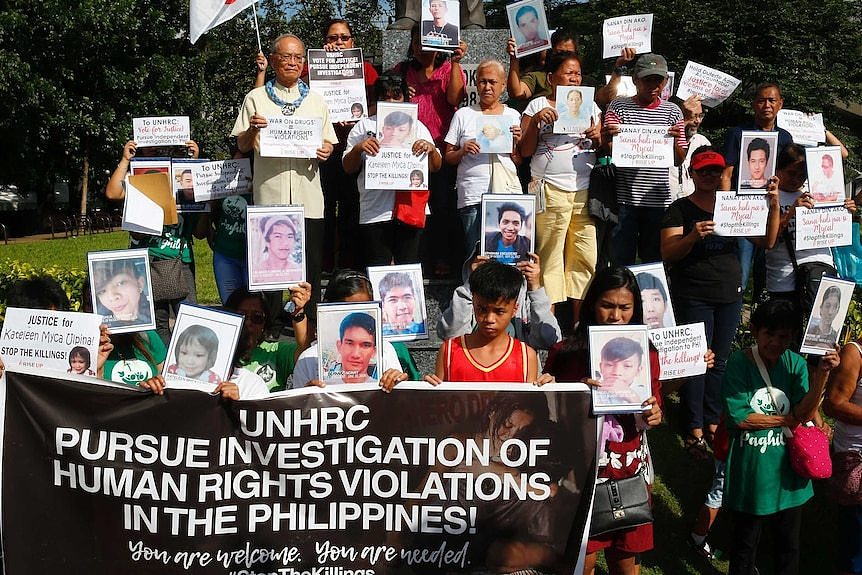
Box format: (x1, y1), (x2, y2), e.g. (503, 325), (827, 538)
(459, 204), (481, 258)
(611, 204), (666, 266)
(738, 238), (754, 292)
(676, 296), (743, 431)
(213, 251), (248, 304)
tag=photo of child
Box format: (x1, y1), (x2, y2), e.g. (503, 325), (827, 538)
(166, 325), (221, 383)
(162, 304), (244, 387)
(589, 326), (652, 413)
(409, 170), (425, 188)
(88, 249), (156, 334)
(67, 346), (96, 376)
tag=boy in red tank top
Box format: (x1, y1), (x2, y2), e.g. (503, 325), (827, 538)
(425, 260), (552, 384)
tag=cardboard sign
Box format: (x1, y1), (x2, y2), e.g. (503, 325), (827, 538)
(191, 159), (252, 202)
(307, 48), (368, 123)
(713, 192), (769, 236)
(259, 117), (323, 158)
(675, 62), (741, 107)
(611, 125), (673, 168)
(122, 172), (177, 235)
(777, 110), (826, 145)
(132, 116), (191, 147)
(602, 14), (653, 58)
(648, 323), (708, 380)
(795, 206), (853, 250)
(365, 150), (429, 190)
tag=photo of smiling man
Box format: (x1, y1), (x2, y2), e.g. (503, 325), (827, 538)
(317, 303), (384, 385)
(481, 196), (535, 265)
(369, 264), (429, 341)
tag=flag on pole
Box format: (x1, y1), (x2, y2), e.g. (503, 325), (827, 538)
(190, 0), (257, 44)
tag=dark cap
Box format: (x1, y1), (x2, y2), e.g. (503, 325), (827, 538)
(633, 53), (668, 79)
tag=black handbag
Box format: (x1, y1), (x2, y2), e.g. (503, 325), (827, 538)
(589, 474), (653, 537)
(782, 229), (837, 311)
(149, 239), (191, 302)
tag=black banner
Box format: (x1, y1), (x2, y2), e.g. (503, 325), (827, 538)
(2, 373), (597, 574)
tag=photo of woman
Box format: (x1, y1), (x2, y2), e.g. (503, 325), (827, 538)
(88, 249), (155, 334)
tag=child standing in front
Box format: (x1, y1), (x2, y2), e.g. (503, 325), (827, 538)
(426, 260), (549, 384)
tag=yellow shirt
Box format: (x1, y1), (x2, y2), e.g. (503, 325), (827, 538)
(231, 82), (338, 218)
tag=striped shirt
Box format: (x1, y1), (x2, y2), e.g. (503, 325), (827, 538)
(605, 97), (686, 207)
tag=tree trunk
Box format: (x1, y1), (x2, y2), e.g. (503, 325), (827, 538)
(79, 156), (89, 232)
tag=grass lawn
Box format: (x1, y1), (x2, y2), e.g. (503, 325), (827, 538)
(0, 232), (845, 575)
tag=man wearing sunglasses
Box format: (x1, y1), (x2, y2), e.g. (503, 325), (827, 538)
(670, 95), (711, 201)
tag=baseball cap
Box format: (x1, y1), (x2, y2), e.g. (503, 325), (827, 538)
(633, 54), (669, 79)
(690, 149), (726, 170)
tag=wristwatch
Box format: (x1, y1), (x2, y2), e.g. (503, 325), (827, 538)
(291, 310), (306, 322)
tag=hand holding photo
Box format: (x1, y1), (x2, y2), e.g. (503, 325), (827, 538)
(87, 248), (156, 334)
(480, 194), (535, 265)
(738, 131), (778, 192)
(553, 86), (595, 135)
(589, 325), (652, 414)
(368, 264), (429, 342)
(377, 103), (419, 149)
(317, 302), (384, 385)
(800, 277), (855, 355)
(475, 115), (514, 154)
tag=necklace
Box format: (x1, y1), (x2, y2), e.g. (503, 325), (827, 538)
(265, 79), (309, 116)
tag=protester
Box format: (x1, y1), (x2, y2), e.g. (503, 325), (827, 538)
(670, 95), (711, 201)
(595, 47), (636, 108)
(343, 75), (442, 266)
(393, 23), (466, 277)
(519, 50), (602, 318)
(293, 270), (408, 390)
(722, 298), (839, 575)
(661, 146), (780, 457)
(824, 338), (862, 575)
(506, 29), (577, 107)
(200, 193), (251, 305)
(444, 58), (521, 255)
(426, 260), (550, 384)
(603, 53), (687, 266)
(232, 33), (338, 327)
(223, 284), (312, 392)
(543, 266), (663, 574)
(105, 139), (202, 344)
(437, 249), (561, 351)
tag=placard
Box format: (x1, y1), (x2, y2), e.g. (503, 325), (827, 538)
(713, 191), (769, 236)
(611, 125), (674, 168)
(777, 110), (826, 145)
(480, 194), (535, 264)
(191, 158), (252, 202)
(794, 206), (853, 250)
(171, 158), (210, 213)
(648, 323), (708, 380)
(317, 301), (384, 385)
(365, 150), (429, 190)
(307, 48), (368, 123)
(122, 173), (176, 235)
(368, 264), (429, 342)
(675, 61), (741, 108)
(738, 131), (778, 191)
(132, 116), (191, 147)
(628, 262), (675, 329)
(162, 304), (243, 385)
(420, 0), (460, 51)
(506, 0), (551, 58)
(0, 307), (102, 376)
(246, 205), (306, 291)
(602, 14), (653, 59)
(259, 117), (323, 158)
(800, 276), (855, 355)
(553, 86), (595, 134)
(87, 248), (156, 334)
(589, 325), (652, 413)
(476, 114), (514, 153)
(806, 145), (845, 207)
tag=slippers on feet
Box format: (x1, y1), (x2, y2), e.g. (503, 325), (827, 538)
(684, 434), (710, 460)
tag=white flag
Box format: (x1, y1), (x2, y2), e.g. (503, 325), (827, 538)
(190, 0), (256, 44)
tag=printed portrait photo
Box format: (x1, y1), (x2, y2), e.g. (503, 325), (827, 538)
(317, 302), (383, 386)
(589, 325), (652, 413)
(475, 115), (513, 154)
(628, 262), (676, 329)
(172, 162), (209, 213)
(738, 131), (778, 191)
(800, 277), (855, 355)
(553, 86), (595, 134)
(163, 304), (244, 385)
(247, 206), (306, 291)
(377, 103), (419, 149)
(421, 0), (460, 50)
(368, 264), (429, 342)
(806, 146), (845, 207)
(506, 0), (551, 58)
(87, 249), (156, 334)
(481, 194), (536, 265)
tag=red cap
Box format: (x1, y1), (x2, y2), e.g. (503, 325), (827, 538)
(690, 150), (726, 170)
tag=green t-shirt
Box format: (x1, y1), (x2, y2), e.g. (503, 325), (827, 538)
(723, 349), (813, 515)
(391, 342), (421, 381)
(103, 331), (167, 387)
(130, 214), (196, 263)
(238, 340), (298, 392)
(213, 194), (250, 261)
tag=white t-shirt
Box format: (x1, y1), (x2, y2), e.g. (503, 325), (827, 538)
(344, 117), (437, 225)
(523, 97), (601, 191)
(164, 367), (269, 400)
(765, 189), (835, 292)
(292, 340), (401, 387)
(444, 104), (521, 209)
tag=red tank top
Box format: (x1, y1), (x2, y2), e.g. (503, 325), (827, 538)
(443, 335), (529, 382)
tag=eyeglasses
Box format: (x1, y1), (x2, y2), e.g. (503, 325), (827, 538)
(243, 311), (267, 325)
(693, 167), (723, 177)
(326, 34), (352, 42)
(272, 52), (305, 63)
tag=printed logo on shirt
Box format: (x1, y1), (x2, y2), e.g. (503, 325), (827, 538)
(750, 386), (789, 415)
(110, 359), (154, 386)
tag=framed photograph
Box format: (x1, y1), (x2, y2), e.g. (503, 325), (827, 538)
(553, 86), (595, 134)
(376, 102), (420, 150)
(87, 248), (156, 334)
(800, 276), (855, 355)
(246, 205), (306, 291)
(628, 262), (675, 329)
(475, 115), (514, 154)
(129, 159), (170, 176)
(317, 302), (383, 386)
(589, 325), (652, 414)
(368, 264), (429, 342)
(421, 0), (460, 51)
(480, 194), (535, 265)
(506, 0), (551, 58)
(162, 303), (244, 384)
(172, 158), (210, 213)
(805, 145), (845, 207)
(738, 131), (778, 192)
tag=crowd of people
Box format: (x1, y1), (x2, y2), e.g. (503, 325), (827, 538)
(3, 15), (862, 575)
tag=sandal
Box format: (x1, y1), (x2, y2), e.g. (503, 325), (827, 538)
(684, 434), (710, 460)
(687, 533), (715, 560)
